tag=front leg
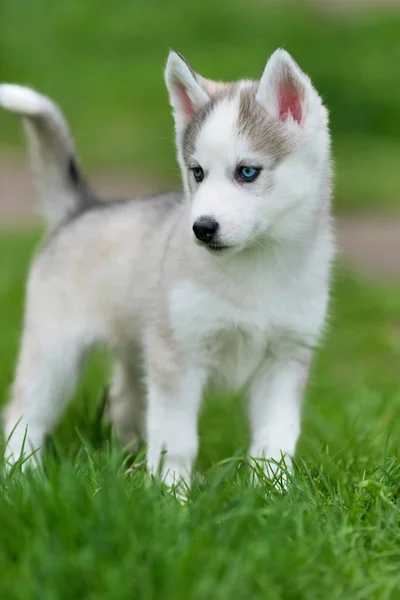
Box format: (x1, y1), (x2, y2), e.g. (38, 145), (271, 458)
(146, 362), (205, 491)
(248, 354), (310, 484)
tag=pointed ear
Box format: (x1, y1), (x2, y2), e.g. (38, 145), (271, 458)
(256, 49), (313, 126)
(165, 51), (210, 130)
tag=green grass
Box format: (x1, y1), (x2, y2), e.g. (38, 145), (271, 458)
(2, 0), (400, 211)
(1, 230), (400, 598)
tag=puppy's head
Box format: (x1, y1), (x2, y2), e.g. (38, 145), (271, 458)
(165, 49), (331, 253)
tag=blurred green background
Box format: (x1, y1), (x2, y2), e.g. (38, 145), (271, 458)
(1, 0), (400, 211)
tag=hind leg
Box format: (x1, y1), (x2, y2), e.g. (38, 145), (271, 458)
(4, 328), (88, 469)
(108, 359), (146, 451)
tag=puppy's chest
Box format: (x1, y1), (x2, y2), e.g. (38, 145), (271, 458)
(206, 326), (267, 390)
(169, 280), (278, 389)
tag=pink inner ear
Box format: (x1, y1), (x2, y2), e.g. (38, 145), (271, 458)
(278, 81), (303, 124)
(176, 82), (195, 120)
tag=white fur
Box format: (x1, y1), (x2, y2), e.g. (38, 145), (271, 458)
(2, 49), (334, 491)
(0, 85), (51, 115)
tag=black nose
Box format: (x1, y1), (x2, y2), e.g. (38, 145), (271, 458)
(192, 216), (219, 243)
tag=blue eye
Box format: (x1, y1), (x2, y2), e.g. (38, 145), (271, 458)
(237, 166), (260, 183)
(191, 166), (204, 183)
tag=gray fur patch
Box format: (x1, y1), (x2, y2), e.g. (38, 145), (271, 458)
(181, 82), (292, 166)
(238, 85), (292, 161)
(182, 84), (238, 164)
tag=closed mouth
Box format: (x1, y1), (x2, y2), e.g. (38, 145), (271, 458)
(194, 238), (234, 252)
(207, 243), (232, 252)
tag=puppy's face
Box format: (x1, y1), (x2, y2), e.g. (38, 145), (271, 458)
(165, 49), (330, 253)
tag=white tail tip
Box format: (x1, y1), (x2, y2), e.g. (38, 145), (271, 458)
(0, 84), (54, 118)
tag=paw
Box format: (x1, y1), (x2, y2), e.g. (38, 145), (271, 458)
(148, 455), (192, 502)
(4, 417), (44, 474)
(120, 433), (143, 455)
(249, 446), (293, 490)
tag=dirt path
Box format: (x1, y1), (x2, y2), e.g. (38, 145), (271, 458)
(1, 159), (399, 281)
(337, 217), (400, 280)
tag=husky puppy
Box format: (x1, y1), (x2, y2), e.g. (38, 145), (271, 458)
(0, 49), (333, 487)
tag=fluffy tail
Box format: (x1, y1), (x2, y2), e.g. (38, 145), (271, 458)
(0, 84), (95, 229)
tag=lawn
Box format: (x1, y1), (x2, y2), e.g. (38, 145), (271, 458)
(1, 229), (400, 598)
